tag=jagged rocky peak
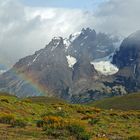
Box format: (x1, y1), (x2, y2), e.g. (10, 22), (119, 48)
(113, 30), (140, 68)
(69, 28), (96, 42)
(81, 28), (96, 38)
(49, 36), (63, 46)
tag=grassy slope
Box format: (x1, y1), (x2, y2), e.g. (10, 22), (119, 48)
(0, 93), (140, 140)
(88, 93), (140, 110)
(28, 96), (67, 104)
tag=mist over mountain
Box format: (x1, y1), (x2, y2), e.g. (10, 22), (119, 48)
(112, 30), (140, 92)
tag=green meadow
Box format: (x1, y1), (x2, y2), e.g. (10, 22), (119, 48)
(0, 92), (140, 140)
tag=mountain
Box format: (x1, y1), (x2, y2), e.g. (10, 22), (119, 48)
(112, 30), (140, 92)
(0, 28), (130, 103)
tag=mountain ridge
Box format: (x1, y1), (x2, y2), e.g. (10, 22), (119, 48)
(1, 28), (140, 103)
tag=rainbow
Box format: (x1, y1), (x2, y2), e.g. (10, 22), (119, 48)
(0, 60), (49, 97)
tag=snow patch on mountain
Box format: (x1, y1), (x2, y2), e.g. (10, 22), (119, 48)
(63, 38), (71, 50)
(69, 32), (81, 42)
(66, 55), (77, 68)
(50, 37), (62, 51)
(84, 36), (88, 40)
(0, 70), (7, 75)
(91, 54), (119, 75)
(52, 37), (62, 40)
(33, 52), (41, 62)
(51, 42), (60, 51)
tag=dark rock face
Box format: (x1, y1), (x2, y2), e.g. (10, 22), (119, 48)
(0, 28), (124, 102)
(113, 31), (140, 68)
(69, 28), (118, 61)
(113, 30), (140, 92)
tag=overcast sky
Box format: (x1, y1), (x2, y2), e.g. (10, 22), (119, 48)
(0, 0), (140, 68)
(21, 0), (105, 9)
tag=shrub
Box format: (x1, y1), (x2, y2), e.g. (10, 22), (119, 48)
(0, 113), (15, 124)
(128, 136), (140, 140)
(77, 107), (101, 115)
(41, 116), (69, 138)
(0, 113), (26, 128)
(67, 124), (91, 140)
(38, 115), (91, 139)
(89, 118), (100, 125)
(36, 116), (65, 129)
(41, 110), (69, 118)
(68, 124), (85, 134)
(45, 128), (67, 138)
(11, 119), (27, 128)
(22, 99), (32, 103)
(42, 116), (65, 129)
(109, 112), (119, 116)
(55, 111), (69, 117)
(36, 120), (44, 128)
(0, 98), (9, 103)
(81, 115), (96, 120)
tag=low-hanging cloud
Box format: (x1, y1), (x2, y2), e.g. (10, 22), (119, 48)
(0, 0), (140, 68)
(94, 0), (140, 36)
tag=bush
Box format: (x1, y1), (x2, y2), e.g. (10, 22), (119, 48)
(67, 124), (91, 140)
(109, 112), (119, 116)
(81, 115), (96, 120)
(38, 115), (91, 139)
(128, 136), (140, 140)
(55, 111), (69, 117)
(0, 113), (26, 128)
(41, 116), (69, 138)
(36, 120), (44, 128)
(0, 113), (15, 124)
(45, 128), (65, 138)
(68, 124), (85, 134)
(0, 98), (9, 103)
(42, 116), (65, 130)
(36, 116), (65, 129)
(89, 118), (100, 125)
(11, 119), (27, 128)
(22, 99), (32, 103)
(41, 110), (69, 118)
(77, 107), (101, 115)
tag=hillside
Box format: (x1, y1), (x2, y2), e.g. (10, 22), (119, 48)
(0, 93), (140, 140)
(28, 96), (67, 104)
(88, 93), (140, 110)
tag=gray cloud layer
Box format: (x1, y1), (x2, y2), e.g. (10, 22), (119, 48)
(95, 0), (140, 36)
(0, 0), (140, 68)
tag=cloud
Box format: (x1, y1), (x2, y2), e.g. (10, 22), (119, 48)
(94, 0), (140, 36)
(0, 0), (95, 67)
(0, 0), (140, 68)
